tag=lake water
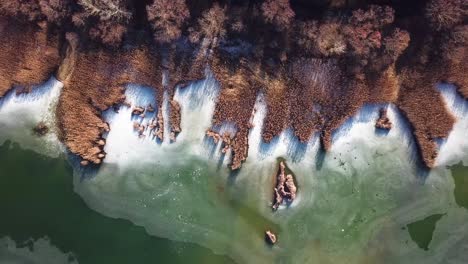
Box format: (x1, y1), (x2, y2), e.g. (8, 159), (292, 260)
(0, 78), (467, 264)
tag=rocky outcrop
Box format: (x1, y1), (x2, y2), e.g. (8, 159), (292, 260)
(32, 122), (49, 136)
(285, 174), (297, 200)
(375, 108), (392, 130)
(272, 161), (297, 210)
(272, 162), (286, 210)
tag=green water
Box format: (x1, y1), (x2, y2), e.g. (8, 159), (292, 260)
(452, 164), (468, 209)
(1, 138), (468, 263)
(0, 141), (234, 264)
(407, 214), (445, 251)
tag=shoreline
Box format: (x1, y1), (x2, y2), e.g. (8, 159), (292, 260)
(0, 10), (466, 170)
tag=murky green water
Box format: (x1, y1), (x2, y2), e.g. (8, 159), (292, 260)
(2, 138), (468, 264)
(452, 164), (468, 209)
(407, 214), (445, 251)
(0, 141), (234, 264)
(2, 75), (468, 263)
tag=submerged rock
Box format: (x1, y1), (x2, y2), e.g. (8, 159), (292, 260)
(272, 161), (297, 210)
(375, 108), (392, 130)
(32, 122), (49, 136)
(146, 104), (155, 112)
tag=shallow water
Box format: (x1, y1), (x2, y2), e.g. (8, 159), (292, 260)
(1, 79), (468, 263)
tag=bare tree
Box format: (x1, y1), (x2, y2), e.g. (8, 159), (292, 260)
(383, 28), (410, 57)
(89, 21), (127, 46)
(425, 0), (467, 31)
(146, 0), (190, 44)
(261, 0), (294, 30)
(0, 0), (42, 22)
(0, 0), (72, 25)
(72, 0), (132, 47)
(77, 0), (131, 21)
(39, 0), (72, 25)
(349, 5), (394, 27)
(441, 25), (468, 65)
(189, 3), (227, 49)
(296, 20), (318, 54)
(344, 5), (395, 56)
(228, 6), (247, 34)
(316, 22), (346, 56)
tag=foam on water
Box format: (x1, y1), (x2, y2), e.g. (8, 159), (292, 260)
(0, 78), (64, 157)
